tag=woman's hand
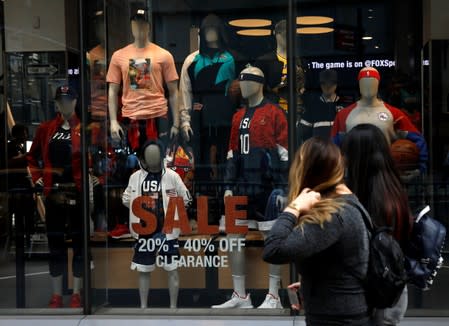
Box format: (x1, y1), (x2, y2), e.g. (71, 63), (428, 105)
(287, 282), (302, 310)
(285, 188), (321, 216)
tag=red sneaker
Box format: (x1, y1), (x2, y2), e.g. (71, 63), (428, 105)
(69, 293), (82, 308)
(108, 223), (131, 239)
(48, 294), (63, 308)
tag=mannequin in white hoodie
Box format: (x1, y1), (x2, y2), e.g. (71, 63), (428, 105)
(122, 140), (191, 308)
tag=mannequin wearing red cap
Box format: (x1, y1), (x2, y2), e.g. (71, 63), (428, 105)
(27, 86), (90, 308)
(212, 66), (288, 309)
(106, 9), (179, 150)
(331, 67), (428, 173)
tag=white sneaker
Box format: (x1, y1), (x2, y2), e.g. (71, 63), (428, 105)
(211, 292), (253, 308)
(257, 293), (283, 309)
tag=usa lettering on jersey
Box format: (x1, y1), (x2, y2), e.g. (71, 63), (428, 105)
(142, 180), (160, 192)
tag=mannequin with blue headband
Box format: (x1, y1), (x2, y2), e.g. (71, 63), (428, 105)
(212, 65), (289, 309)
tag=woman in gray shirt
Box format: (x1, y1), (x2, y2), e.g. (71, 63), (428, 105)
(263, 137), (371, 325)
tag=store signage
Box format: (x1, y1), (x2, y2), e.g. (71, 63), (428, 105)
(308, 58), (395, 70)
(132, 195), (249, 236)
(26, 64), (58, 76)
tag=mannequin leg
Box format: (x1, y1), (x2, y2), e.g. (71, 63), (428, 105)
(228, 237), (246, 296)
(167, 269), (179, 308)
(51, 275), (63, 296)
(268, 264), (281, 296)
(257, 231), (282, 308)
(73, 276), (82, 294)
(212, 234), (253, 308)
(139, 272), (151, 308)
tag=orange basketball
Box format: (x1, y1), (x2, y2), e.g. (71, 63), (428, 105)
(391, 139), (419, 171)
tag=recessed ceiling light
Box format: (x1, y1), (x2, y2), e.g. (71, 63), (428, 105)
(362, 36), (373, 40)
(296, 16), (334, 25)
(375, 45), (379, 49)
(368, 16), (374, 19)
(236, 29), (272, 36)
(229, 19), (272, 28)
(297, 27), (334, 34)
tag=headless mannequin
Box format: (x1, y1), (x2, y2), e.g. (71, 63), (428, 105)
(180, 26), (219, 140)
(345, 67), (395, 143)
(138, 144), (179, 309)
(52, 98), (83, 298)
(217, 67), (282, 308)
(179, 14), (237, 187)
(108, 18), (179, 141)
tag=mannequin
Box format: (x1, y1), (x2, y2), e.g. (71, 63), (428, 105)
(255, 20), (305, 115)
(212, 66), (288, 309)
(27, 85), (88, 308)
(122, 140), (191, 308)
(331, 67), (428, 173)
(106, 9), (179, 151)
(179, 14), (237, 195)
(300, 69), (343, 141)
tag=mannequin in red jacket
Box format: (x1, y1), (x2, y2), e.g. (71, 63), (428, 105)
(27, 86), (88, 308)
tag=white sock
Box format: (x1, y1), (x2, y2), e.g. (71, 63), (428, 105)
(232, 274), (246, 297)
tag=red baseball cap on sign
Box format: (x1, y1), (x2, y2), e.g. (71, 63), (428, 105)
(55, 85), (78, 100)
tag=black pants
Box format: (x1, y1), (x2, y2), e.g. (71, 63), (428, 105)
(45, 192), (85, 278)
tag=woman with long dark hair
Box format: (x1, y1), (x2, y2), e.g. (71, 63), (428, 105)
(263, 137), (371, 325)
(342, 124), (412, 325)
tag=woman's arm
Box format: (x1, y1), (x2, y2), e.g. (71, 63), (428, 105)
(263, 210), (344, 264)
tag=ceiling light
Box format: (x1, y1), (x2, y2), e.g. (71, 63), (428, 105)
(297, 27), (334, 34)
(374, 45), (379, 49)
(236, 29), (272, 36)
(229, 19), (272, 28)
(368, 16), (374, 19)
(296, 16), (334, 25)
(362, 36), (373, 40)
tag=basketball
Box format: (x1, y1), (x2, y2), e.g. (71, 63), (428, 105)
(391, 139), (420, 171)
(227, 79), (242, 104)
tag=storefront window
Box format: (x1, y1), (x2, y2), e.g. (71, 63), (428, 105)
(0, 0), (448, 319)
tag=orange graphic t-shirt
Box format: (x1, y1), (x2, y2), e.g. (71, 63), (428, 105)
(106, 43), (179, 120)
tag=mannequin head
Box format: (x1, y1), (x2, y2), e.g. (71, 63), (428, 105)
(319, 69), (338, 98)
(140, 140), (165, 173)
(274, 20), (287, 51)
(199, 14), (227, 54)
(204, 27), (219, 46)
(54, 85), (77, 120)
(239, 66), (265, 103)
(358, 67), (380, 100)
(94, 11), (105, 46)
(130, 9), (151, 42)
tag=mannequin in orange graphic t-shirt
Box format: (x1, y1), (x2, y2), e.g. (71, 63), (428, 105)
(106, 9), (179, 150)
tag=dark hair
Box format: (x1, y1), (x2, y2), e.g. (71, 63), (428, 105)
(342, 124), (411, 245)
